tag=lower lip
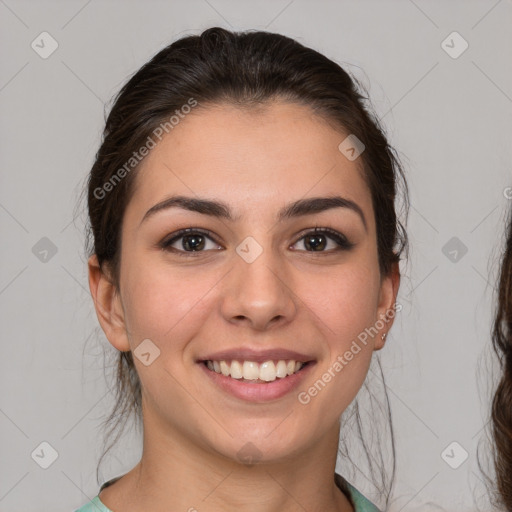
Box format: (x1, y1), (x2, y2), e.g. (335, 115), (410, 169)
(199, 362), (315, 402)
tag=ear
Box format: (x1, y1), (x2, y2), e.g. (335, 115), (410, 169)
(374, 260), (400, 351)
(88, 254), (130, 352)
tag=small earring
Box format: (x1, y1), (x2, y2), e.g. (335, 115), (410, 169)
(381, 333), (387, 341)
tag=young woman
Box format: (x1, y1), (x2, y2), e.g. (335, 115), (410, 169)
(76, 27), (408, 512)
(489, 208), (512, 511)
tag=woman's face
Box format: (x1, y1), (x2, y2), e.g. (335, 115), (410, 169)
(92, 101), (399, 464)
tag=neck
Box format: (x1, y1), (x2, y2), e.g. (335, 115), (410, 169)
(100, 403), (354, 512)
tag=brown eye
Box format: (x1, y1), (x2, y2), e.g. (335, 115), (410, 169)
(292, 228), (354, 253)
(160, 228), (222, 255)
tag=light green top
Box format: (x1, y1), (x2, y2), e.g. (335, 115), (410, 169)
(74, 473), (381, 512)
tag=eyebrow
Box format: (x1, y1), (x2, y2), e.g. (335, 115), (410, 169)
(140, 194), (367, 231)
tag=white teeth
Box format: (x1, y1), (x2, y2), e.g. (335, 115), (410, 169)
(220, 360), (230, 376)
(230, 360), (243, 379)
(259, 361), (276, 382)
(242, 361), (259, 380)
(275, 360), (288, 378)
(205, 359), (306, 382)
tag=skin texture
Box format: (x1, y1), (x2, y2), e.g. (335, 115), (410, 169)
(88, 101), (400, 512)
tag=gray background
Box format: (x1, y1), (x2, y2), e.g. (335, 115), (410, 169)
(1, 0), (511, 510)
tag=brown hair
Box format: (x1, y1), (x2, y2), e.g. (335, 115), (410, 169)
(82, 26), (409, 507)
(489, 209), (512, 510)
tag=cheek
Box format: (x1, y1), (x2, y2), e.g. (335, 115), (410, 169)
(304, 264), (381, 343)
(121, 256), (214, 348)
(296, 267), (381, 413)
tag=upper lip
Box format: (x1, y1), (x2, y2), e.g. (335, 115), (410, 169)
(198, 347), (316, 364)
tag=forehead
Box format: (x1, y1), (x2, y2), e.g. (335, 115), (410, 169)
(127, 101), (373, 226)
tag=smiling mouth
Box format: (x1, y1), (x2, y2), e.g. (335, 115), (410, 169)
(201, 359), (312, 383)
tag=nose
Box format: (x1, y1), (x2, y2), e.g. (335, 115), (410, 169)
(220, 247), (297, 331)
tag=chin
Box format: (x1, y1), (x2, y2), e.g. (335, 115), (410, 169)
(208, 425), (311, 467)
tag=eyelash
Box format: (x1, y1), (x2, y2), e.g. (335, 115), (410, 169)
(159, 227), (354, 257)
